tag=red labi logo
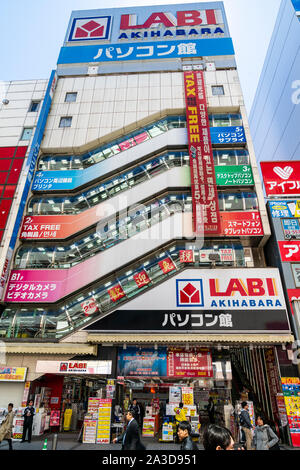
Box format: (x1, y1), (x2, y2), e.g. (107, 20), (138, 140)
(180, 282), (201, 304)
(75, 20), (104, 38)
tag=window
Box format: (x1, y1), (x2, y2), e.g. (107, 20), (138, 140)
(20, 128), (33, 141)
(212, 86), (224, 96)
(29, 101), (41, 112)
(59, 117), (72, 128)
(65, 92), (77, 103)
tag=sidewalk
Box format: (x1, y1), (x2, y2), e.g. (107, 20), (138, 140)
(0, 432), (298, 451)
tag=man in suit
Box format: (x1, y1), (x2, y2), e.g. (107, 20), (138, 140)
(113, 410), (146, 450)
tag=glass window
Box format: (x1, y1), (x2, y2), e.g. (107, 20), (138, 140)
(223, 193), (243, 211)
(216, 150), (236, 166)
(213, 114), (230, 127)
(27, 247), (54, 269)
(15, 246), (30, 269)
(29, 101), (40, 112)
(236, 150), (249, 165)
(39, 197), (63, 215)
(212, 86), (225, 96)
(21, 128), (33, 140)
(49, 156), (71, 170)
(243, 192), (258, 210)
(230, 114), (242, 126)
(59, 117), (72, 128)
(65, 92), (77, 103)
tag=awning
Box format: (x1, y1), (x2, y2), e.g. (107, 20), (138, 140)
(87, 333), (294, 345)
(0, 342), (97, 355)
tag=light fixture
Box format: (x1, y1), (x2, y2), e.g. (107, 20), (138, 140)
(123, 344), (127, 350)
(154, 344), (158, 351)
(2, 99), (9, 105)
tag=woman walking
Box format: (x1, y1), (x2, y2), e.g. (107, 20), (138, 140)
(253, 416), (279, 450)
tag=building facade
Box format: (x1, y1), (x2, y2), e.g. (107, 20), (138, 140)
(0, 2), (298, 446)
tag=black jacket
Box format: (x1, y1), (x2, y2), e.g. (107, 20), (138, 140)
(23, 406), (35, 420)
(240, 409), (252, 429)
(117, 418), (146, 450)
(180, 436), (199, 451)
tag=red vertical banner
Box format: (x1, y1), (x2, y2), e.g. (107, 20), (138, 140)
(183, 71), (221, 235)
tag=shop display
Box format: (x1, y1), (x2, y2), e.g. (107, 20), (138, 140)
(281, 377), (300, 447)
(12, 409), (24, 440)
(96, 399), (112, 444)
(33, 410), (47, 436)
(162, 422), (173, 441)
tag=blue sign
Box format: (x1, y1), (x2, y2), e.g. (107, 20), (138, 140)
(292, 0), (300, 11)
(209, 126), (246, 144)
(269, 200), (300, 218)
(117, 347), (167, 377)
(282, 219), (300, 240)
(58, 38), (234, 65)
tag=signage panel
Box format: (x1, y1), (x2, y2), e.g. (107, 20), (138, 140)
(291, 264), (300, 288)
(261, 162), (300, 197)
(220, 211), (264, 236)
(117, 347), (167, 377)
(36, 361), (112, 375)
(278, 241), (300, 262)
(214, 165), (253, 186)
(167, 348), (213, 377)
(209, 126), (246, 144)
(0, 367), (27, 382)
(269, 200), (300, 218)
(183, 70), (221, 235)
(282, 219), (300, 240)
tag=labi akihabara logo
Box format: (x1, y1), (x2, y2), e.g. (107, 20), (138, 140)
(68, 16), (112, 41)
(176, 280), (204, 307)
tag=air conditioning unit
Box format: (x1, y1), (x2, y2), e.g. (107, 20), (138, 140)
(206, 62), (216, 71)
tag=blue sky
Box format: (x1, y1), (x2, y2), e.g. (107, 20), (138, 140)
(1, 0), (281, 112)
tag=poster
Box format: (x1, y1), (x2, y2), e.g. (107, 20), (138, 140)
(117, 347), (167, 377)
(21, 381), (31, 407)
(183, 70), (220, 235)
(96, 399), (112, 444)
(276, 394), (288, 427)
(269, 200), (300, 218)
(50, 410), (60, 426)
(181, 387), (194, 406)
(282, 219), (300, 240)
(292, 264), (300, 288)
(281, 378), (300, 447)
(162, 423), (173, 441)
(167, 348), (213, 378)
(83, 417), (97, 444)
(12, 416), (24, 440)
(142, 417), (155, 437)
(0, 367), (27, 382)
(169, 386), (181, 404)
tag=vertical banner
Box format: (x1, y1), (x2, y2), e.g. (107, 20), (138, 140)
(183, 71), (221, 235)
(264, 348), (281, 424)
(96, 399), (112, 444)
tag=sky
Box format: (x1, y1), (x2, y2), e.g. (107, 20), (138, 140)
(1, 0), (282, 113)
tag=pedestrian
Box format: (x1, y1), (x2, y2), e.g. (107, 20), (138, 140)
(253, 416), (279, 451)
(207, 397), (215, 424)
(0, 403), (14, 450)
(239, 401), (253, 450)
(203, 424), (241, 451)
(22, 399), (35, 443)
(113, 410), (146, 450)
(177, 421), (199, 450)
(129, 398), (141, 426)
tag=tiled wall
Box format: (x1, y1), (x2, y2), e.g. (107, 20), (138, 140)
(41, 70), (244, 152)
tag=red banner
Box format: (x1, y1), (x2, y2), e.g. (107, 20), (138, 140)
(261, 161), (300, 196)
(278, 241), (300, 262)
(264, 348), (281, 424)
(167, 347), (213, 378)
(179, 250), (194, 263)
(221, 211), (264, 236)
(158, 258), (176, 274)
(183, 71), (221, 235)
(108, 284), (125, 302)
(133, 270), (151, 288)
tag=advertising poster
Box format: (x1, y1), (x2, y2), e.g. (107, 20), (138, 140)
(292, 265), (300, 288)
(0, 367), (27, 382)
(215, 165), (253, 186)
(181, 387), (194, 406)
(183, 70), (221, 235)
(261, 162), (300, 197)
(282, 219), (300, 240)
(142, 417), (155, 437)
(87, 398), (101, 417)
(83, 418), (97, 444)
(169, 386), (181, 404)
(221, 211), (264, 236)
(96, 399), (112, 444)
(269, 200), (300, 218)
(50, 410), (60, 426)
(281, 378), (300, 447)
(21, 381), (31, 407)
(162, 423), (173, 441)
(276, 394), (288, 427)
(12, 417), (24, 440)
(117, 347), (167, 377)
(167, 348), (213, 378)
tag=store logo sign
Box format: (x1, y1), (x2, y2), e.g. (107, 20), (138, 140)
(59, 362), (87, 372)
(273, 166), (294, 180)
(68, 17), (112, 41)
(176, 279), (204, 307)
